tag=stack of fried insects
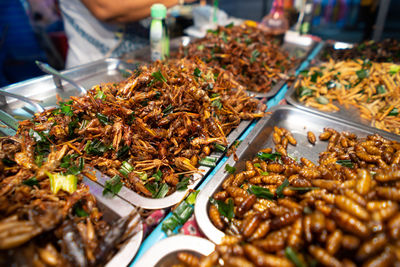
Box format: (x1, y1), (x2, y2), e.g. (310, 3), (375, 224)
(17, 58), (266, 199)
(177, 127), (400, 267)
(176, 23), (298, 93)
(0, 135), (139, 266)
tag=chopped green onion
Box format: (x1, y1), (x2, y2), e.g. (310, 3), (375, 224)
(261, 171), (269, 176)
(95, 90), (106, 100)
(209, 198), (234, 220)
(119, 161), (134, 177)
(161, 214), (180, 234)
(117, 145), (130, 159)
(22, 177), (39, 187)
(225, 164), (236, 174)
(154, 183), (169, 198)
(285, 247), (307, 267)
(250, 49), (260, 63)
(316, 96), (329, 105)
(199, 157), (217, 167)
(253, 163), (261, 168)
(214, 143), (226, 152)
(276, 179), (289, 198)
(297, 87), (313, 98)
(376, 85), (386, 94)
(73, 202), (89, 217)
(193, 67), (202, 77)
(356, 69), (368, 79)
(152, 170), (163, 182)
(103, 175), (123, 197)
(162, 104), (174, 115)
(257, 152), (281, 161)
(176, 177), (190, 191)
(186, 190), (199, 205)
(211, 98), (223, 109)
(389, 107), (399, 116)
(336, 159), (354, 168)
(247, 185), (274, 199)
(96, 113), (110, 125)
(389, 65), (400, 75)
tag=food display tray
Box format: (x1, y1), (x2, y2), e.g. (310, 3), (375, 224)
(122, 36), (318, 99)
(134, 235), (215, 267)
(0, 56), (255, 209)
(195, 105), (400, 244)
(80, 177), (143, 266)
(285, 78), (372, 128)
(314, 40), (354, 62)
(0, 58), (138, 126)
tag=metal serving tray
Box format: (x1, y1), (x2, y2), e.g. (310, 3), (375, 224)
(315, 40), (354, 62)
(77, 177), (142, 267)
(285, 62), (382, 132)
(0, 58), (138, 124)
(0, 56), (256, 210)
(195, 105), (400, 244)
(94, 119), (252, 210)
(134, 235), (215, 267)
(122, 36), (318, 99)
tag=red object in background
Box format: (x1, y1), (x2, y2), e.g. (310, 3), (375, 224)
(48, 31), (68, 62)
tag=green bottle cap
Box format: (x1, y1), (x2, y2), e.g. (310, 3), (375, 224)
(151, 4), (167, 18)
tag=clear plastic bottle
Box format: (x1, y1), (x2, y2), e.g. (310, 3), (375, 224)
(259, 0), (289, 41)
(150, 4), (169, 61)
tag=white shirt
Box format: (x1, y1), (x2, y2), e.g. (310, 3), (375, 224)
(59, 0), (148, 68)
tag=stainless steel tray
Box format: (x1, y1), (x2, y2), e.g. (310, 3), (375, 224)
(315, 40), (354, 62)
(0, 58), (138, 124)
(195, 105), (400, 244)
(0, 56), (256, 209)
(95, 119), (252, 210)
(123, 36), (318, 99)
(134, 235), (215, 267)
(74, 177), (142, 266)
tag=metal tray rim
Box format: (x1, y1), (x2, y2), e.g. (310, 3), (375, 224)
(134, 235), (215, 267)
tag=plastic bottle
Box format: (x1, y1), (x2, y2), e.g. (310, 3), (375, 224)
(259, 0), (289, 42)
(150, 4), (169, 61)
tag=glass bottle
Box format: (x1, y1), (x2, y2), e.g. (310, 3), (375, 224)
(259, 0), (289, 41)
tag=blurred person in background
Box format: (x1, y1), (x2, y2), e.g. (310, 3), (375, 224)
(59, 0), (195, 68)
(359, 0), (380, 40)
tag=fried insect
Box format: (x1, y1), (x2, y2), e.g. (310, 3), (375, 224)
(197, 129), (400, 267)
(307, 131), (316, 145)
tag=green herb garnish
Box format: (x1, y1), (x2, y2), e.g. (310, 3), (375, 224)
(96, 113), (110, 125)
(151, 70), (167, 83)
(119, 161), (134, 177)
(193, 67), (202, 77)
(103, 175), (123, 197)
(336, 159), (354, 168)
(176, 177), (190, 191)
(316, 96), (329, 105)
(152, 170), (163, 182)
(23, 177), (39, 187)
(248, 185), (274, 199)
(225, 164), (236, 174)
(356, 69), (368, 79)
(210, 198), (235, 220)
(285, 247), (307, 267)
(389, 107), (399, 116)
(276, 178), (289, 198)
(297, 87), (313, 98)
(250, 49), (260, 64)
(257, 152), (281, 161)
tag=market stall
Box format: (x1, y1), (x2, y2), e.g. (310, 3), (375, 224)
(1, 1), (400, 266)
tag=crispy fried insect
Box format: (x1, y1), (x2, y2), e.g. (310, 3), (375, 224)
(246, 161), (255, 171)
(356, 233), (387, 261)
(363, 246), (395, 267)
(326, 229), (342, 255)
(341, 235), (360, 250)
(343, 168), (357, 181)
(275, 144), (287, 157)
(308, 245), (341, 267)
(335, 195), (369, 220)
(249, 220), (271, 241)
(273, 132), (281, 146)
(331, 209), (369, 238)
(300, 157), (316, 168)
(213, 191), (228, 201)
(356, 169), (372, 195)
(281, 137), (289, 149)
(376, 186), (400, 201)
(388, 213), (400, 239)
(222, 174), (235, 189)
(287, 218), (302, 249)
(286, 133), (297, 146)
(209, 204), (224, 230)
(375, 167), (400, 182)
(315, 200), (333, 216)
(198, 250), (219, 267)
(237, 194), (257, 218)
(233, 171), (256, 187)
(300, 167), (321, 179)
(311, 211), (326, 233)
(242, 214), (261, 238)
(319, 131), (332, 141)
(243, 244), (294, 267)
(344, 189), (367, 207)
(356, 151), (380, 163)
(227, 186), (248, 198)
(307, 131), (316, 145)
(261, 174), (286, 185)
(371, 202), (398, 222)
(267, 163), (285, 173)
(177, 252), (200, 266)
(224, 256), (254, 267)
(303, 215), (313, 243)
(311, 179), (339, 191)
